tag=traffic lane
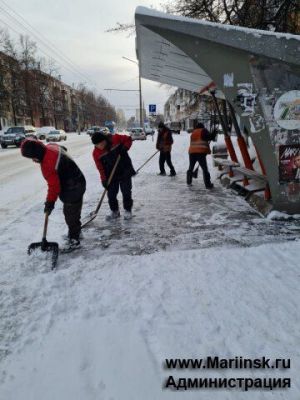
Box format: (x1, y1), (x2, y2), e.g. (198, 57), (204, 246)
(0, 135), (92, 183)
(0, 135), (93, 227)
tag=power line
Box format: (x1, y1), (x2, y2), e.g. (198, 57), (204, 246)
(0, 0), (93, 84)
(104, 89), (140, 92)
(0, 16), (91, 87)
(0, 0), (99, 90)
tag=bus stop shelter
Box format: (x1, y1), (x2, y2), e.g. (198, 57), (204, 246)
(135, 6), (300, 214)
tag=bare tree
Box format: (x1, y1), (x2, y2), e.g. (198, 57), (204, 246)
(108, 0), (299, 35)
(2, 33), (26, 125)
(165, 0), (299, 33)
(18, 35), (37, 125)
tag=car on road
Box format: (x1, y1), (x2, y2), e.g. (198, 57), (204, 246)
(130, 128), (146, 140)
(144, 127), (155, 136)
(36, 126), (56, 140)
(167, 121), (181, 134)
(46, 129), (67, 142)
(24, 125), (37, 138)
(0, 126), (26, 148)
(87, 126), (110, 136)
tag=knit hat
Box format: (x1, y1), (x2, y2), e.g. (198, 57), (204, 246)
(196, 122), (204, 129)
(91, 131), (109, 145)
(158, 121), (165, 129)
(21, 139), (46, 161)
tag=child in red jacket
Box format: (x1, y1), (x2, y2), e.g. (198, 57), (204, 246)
(92, 131), (135, 220)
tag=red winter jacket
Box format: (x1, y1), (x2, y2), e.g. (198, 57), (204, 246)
(93, 134), (133, 182)
(40, 143), (61, 202)
(41, 143), (85, 202)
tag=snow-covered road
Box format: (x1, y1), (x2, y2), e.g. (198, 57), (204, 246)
(0, 133), (92, 227)
(1, 132), (299, 399)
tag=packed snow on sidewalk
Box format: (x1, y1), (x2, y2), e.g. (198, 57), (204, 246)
(0, 132), (300, 400)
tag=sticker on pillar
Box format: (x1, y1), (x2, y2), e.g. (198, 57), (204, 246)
(274, 90), (300, 130)
(236, 83), (256, 116)
(223, 73), (234, 88)
(279, 145), (300, 183)
(249, 114), (265, 133)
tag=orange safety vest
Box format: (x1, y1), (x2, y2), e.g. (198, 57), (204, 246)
(188, 128), (211, 154)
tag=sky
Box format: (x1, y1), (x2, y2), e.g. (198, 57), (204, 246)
(0, 0), (176, 119)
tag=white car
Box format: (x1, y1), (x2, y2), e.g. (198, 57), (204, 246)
(87, 126), (110, 136)
(36, 126), (56, 140)
(46, 129), (67, 142)
(24, 125), (37, 138)
(130, 128), (146, 140)
(144, 127), (155, 136)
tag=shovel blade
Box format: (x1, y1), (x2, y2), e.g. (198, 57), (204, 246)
(28, 240), (59, 270)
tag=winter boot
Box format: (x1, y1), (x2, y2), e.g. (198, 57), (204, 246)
(206, 183), (214, 189)
(169, 169), (176, 177)
(106, 210), (120, 221)
(61, 238), (81, 252)
(124, 210), (132, 220)
(62, 232), (83, 241)
(186, 170), (193, 185)
(157, 171), (166, 176)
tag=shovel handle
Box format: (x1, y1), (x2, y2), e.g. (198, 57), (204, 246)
(94, 155), (121, 215)
(42, 213), (49, 239)
(136, 150), (159, 174)
(82, 154), (122, 228)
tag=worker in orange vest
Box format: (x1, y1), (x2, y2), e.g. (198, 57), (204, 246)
(187, 122), (216, 188)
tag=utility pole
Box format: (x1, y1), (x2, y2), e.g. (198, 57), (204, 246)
(138, 70), (142, 127)
(122, 56), (143, 127)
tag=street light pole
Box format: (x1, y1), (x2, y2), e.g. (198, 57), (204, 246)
(122, 56), (143, 127)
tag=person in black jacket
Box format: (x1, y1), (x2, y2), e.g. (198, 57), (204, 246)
(156, 122), (176, 176)
(92, 131), (135, 220)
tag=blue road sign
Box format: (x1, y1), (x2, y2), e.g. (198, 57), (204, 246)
(149, 104), (156, 113)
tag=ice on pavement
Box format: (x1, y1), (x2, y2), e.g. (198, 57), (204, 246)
(0, 132), (299, 399)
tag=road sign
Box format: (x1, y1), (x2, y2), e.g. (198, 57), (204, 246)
(149, 104), (156, 113)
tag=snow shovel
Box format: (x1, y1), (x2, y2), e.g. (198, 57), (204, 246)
(82, 154), (121, 228)
(28, 213), (59, 270)
(135, 150), (159, 174)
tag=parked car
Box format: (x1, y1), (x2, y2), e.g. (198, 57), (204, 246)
(0, 126), (26, 148)
(58, 129), (67, 141)
(87, 126), (110, 136)
(144, 127), (155, 136)
(36, 126), (56, 140)
(130, 128), (146, 140)
(167, 121), (181, 134)
(24, 125), (37, 138)
(46, 129), (67, 142)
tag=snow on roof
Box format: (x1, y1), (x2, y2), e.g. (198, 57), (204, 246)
(135, 6), (300, 42)
(135, 6), (299, 96)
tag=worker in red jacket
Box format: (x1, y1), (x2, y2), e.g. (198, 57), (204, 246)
(187, 122), (216, 188)
(21, 139), (86, 250)
(92, 131), (135, 220)
(156, 121), (176, 176)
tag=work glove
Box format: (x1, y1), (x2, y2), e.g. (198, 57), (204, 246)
(118, 144), (128, 156)
(44, 201), (55, 215)
(102, 181), (108, 189)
